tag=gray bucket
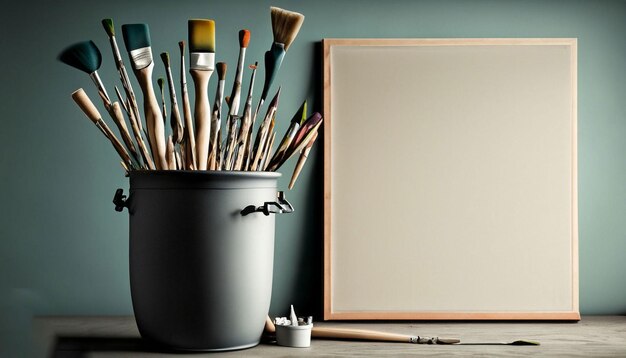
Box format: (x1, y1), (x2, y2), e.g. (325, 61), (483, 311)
(113, 171), (293, 351)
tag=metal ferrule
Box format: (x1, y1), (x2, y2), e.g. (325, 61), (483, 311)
(90, 72), (111, 105)
(129, 47), (153, 70)
(111, 36), (123, 66)
(190, 52), (215, 71)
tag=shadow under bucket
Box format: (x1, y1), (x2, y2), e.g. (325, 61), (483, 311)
(113, 171), (292, 351)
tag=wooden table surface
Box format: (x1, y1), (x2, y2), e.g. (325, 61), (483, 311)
(34, 316), (626, 357)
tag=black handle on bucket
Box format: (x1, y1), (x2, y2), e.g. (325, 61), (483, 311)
(241, 191), (295, 216)
(113, 188), (129, 212)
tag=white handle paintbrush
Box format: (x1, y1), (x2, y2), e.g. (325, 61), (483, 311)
(188, 19), (216, 170)
(121, 23), (168, 170)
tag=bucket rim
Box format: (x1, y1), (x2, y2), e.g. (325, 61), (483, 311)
(129, 170), (282, 179)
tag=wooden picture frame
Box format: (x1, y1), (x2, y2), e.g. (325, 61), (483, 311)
(323, 38), (578, 320)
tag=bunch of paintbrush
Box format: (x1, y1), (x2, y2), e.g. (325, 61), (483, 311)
(61, 6), (321, 189)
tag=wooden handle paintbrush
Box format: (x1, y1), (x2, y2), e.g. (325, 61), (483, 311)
(101, 19), (144, 135)
(188, 19), (216, 170)
(160, 52), (184, 144)
(288, 131), (317, 189)
(227, 29), (250, 117)
(71, 89), (133, 167)
(267, 100), (307, 170)
(121, 24), (168, 170)
(126, 99), (155, 170)
(231, 63), (258, 170)
(179, 41), (196, 169)
(264, 317), (459, 344)
(208, 62), (227, 170)
(250, 89), (281, 171)
(109, 99), (139, 164)
(272, 112), (323, 171)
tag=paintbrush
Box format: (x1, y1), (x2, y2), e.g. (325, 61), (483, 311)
(272, 112), (323, 171)
(166, 135), (176, 170)
(264, 318), (458, 344)
(250, 89), (281, 171)
(188, 19), (216, 170)
(223, 117), (240, 170)
(58, 40), (111, 106)
(267, 100), (307, 170)
(157, 77), (167, 122)
(101, 18), (143, 134)
(232, 62), (258, 170)
(179, 41), (196, 169)
(125, 97), (156, 169)
(71, 88), (133, 168)
(109, 97), (140, 164)
(226, 29), (250, 117)
(288, 131), (317, 189)
(263, 318), (459, 344)
(260, 130), (276, 171)
(256, 7), (304, 116)
(122, 23), (168, 170)
(160, 52), (184, 144)
(208, 62), (227, 170)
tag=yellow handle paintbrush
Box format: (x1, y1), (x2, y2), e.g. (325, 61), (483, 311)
(188, 19), (216, 170)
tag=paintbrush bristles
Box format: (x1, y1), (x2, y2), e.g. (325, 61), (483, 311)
(270, 6), (304, 50)
(102, 19), (115, 37)
(121, 24), (151, 50)
(58, 41), (102, 74)
(239, 29), (251, 48)
(217, 62), (227, 80)
(160, 52), (170, 66)
(188, 19), (216, 52)
(179, 41), (185, 53)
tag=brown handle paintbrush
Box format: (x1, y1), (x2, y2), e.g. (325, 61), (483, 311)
(109, 101), (139, 161)
(72, 89), (133, 168)
(288, 131), (317, 188)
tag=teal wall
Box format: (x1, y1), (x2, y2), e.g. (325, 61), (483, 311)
(2, 0), (626, 355)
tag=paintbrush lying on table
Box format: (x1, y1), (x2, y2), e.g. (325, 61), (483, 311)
(264, 318), (459, 345)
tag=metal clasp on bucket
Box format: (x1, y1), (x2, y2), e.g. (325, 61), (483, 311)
(241, 191), (294, 216)
(113, 188), (129, 212)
